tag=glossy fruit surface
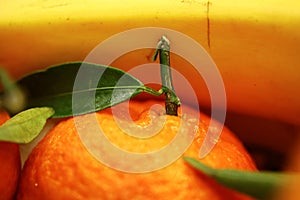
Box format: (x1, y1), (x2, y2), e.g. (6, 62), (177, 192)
(0, 110), (21, 200)
(17, 99), (256, 199)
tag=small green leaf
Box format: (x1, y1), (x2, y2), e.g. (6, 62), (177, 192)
(17, 62), (147, 118)
(184, 157), (297, 199)
(0, 107), (54, 143)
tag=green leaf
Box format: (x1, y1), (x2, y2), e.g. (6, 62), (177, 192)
(184, 157), (297, 199)
(17, 62), (148, 118)
(0, 107), (54, 143)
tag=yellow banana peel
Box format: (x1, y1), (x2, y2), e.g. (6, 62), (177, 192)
(0, 0), (300, 126)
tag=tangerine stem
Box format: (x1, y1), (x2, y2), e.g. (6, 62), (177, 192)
(153, 36), (180, 116)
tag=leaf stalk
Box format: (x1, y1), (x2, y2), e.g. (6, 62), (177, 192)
(153, 36), (180, 116)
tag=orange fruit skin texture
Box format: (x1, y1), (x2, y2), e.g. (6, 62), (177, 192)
(0, 110), (21, 200)
(17, 99), (257, 200)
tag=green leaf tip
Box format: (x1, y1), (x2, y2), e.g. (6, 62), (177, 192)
(184, 157), (297, 199)
(0, 107), (54, 143)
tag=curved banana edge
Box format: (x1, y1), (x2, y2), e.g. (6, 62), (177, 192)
(0, 0), (299, 125)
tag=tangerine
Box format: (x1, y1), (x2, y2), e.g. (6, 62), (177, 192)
(17, 99), (257, 199)
(0, 110), (21, 200)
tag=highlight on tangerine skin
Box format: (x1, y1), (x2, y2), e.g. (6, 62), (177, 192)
(16, 99), (257, 200)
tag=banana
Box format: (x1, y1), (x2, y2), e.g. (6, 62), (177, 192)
(0, 0), (300, 126)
